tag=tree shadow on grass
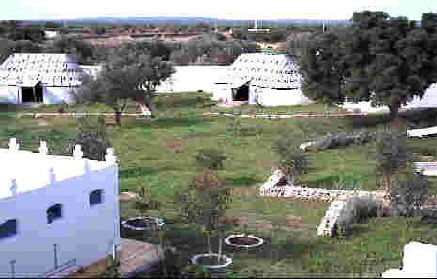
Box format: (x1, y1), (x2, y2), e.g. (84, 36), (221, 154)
(119, 166), (159, 179)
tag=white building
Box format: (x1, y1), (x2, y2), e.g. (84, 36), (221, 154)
(382, 242), (437, 278)
(0, 53), (83, 105)
(0, 139), (120, 277)
(44, 30), (59, 40)
(212, 53), (312, 106)
(156, 66), (227, 93)
(341, 84), (437, 113)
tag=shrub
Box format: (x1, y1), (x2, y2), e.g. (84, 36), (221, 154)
(375, 130), (411, 192)
(194, 149), (227, 170)
(390, 172), (429, 217)
(312, 130), (376, 151)
(272, 130), (308, 184)
(66, 115), (111, 161)
(336, 195), (384, 237)
(57, 101), (68, 113)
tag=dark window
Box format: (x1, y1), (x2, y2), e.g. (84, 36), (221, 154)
(47, 204), (62, 224)
(90, 189), (104, 206)
(0, 219), (17, 239)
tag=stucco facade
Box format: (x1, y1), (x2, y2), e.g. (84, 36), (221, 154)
(0, 140), (120, 277)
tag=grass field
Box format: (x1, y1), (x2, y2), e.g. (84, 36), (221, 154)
(1, 92), (437, 277)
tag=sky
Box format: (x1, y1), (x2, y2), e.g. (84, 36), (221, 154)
(0, 0), (436, 21)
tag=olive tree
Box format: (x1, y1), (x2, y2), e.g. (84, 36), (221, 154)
(75, 42), (175, 125)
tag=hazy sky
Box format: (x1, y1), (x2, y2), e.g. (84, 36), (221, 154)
(0, 0), (436, 20)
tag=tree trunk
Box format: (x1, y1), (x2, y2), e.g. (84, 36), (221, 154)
(385, 175), (391, 196)
(388, 104), (399, 121)
(145, 95), (157, 118)
(114, 110), (121, 126)
(207, 231), (212, 254)
(218, 236), (222, 262)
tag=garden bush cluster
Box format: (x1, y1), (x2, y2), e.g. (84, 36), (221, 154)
(311, 130), (376, 151)
(66, 115), (112, 161)
(336, 195), (384, 237)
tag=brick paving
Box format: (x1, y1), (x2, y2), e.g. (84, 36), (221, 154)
(67, 238), (163, 278)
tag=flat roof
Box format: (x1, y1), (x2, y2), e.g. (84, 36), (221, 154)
(0, 149), (113, 200)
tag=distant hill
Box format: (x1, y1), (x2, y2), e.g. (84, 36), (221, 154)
(23, 16), (350, 27)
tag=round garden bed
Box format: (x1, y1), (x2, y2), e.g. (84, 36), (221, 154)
(191, 253), (232, 269)
(121, 216), (164, 231)
(225, 234), (264, 248)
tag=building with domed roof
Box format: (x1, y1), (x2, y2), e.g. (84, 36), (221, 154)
(0, 53), (85, 104)
(212, 53), (311, 106)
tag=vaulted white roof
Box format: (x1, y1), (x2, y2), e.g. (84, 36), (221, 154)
(0, 53), (83, 87)
(217, 53), (301, 89)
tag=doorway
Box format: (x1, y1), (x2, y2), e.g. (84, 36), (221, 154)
(233, 84), (249, 101)
(21, 82), (43, 103)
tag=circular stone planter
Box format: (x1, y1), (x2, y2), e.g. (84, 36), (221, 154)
(225, 234), (264, 248)
(191, 253), (232, 269)
(121, 216), (164, 231)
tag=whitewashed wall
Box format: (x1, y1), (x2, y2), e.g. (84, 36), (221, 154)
(211, 84), (232, 103)
(43, 87), (76, 104)
(0, 86), (19, 103)
(156, 66), (227, 93)
(0, 149), (120, 277)
(341, 83), (437, 113)
(255, 87), (312, 107)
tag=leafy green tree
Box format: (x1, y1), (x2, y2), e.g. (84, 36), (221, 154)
(391, 171), (429, 217)
(176, 169), (230, 259)
(299, 30), (348, 105)
(44, 21), (62, 29)
(47, 35), (95, 64)
(0, 39), (42, 63)
(76, 42), (175, 125)
(300, 11), (437, 119)
(375, 130), (410, 193)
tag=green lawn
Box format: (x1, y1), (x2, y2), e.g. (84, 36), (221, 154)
(1, 93), (437, 277)
(211, 102), (345, 115)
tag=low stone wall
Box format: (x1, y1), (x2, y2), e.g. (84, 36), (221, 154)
(259, 170), (387, 238)
(209, 111), (368, 119)
(259, 170), (384, 202)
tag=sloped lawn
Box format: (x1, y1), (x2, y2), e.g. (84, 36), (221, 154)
(1, 92), (436, 277)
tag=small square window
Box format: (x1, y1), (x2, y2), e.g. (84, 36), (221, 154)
(90, 189), (104, 206)
(47, 204), (63, 224)
(0, 219), (17, 239)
